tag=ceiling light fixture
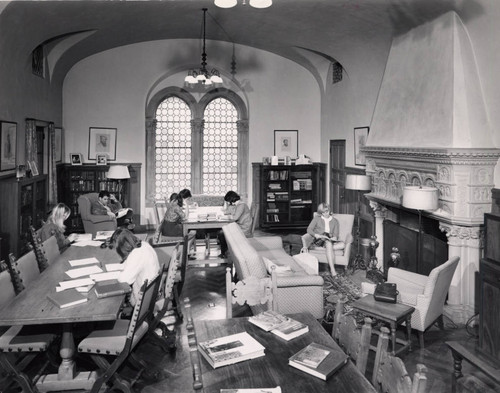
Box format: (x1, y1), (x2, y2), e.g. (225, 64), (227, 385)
(214, 0), (272, 9)
(185, 8), (223, 86)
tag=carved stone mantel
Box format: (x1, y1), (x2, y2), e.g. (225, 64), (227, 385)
(363, 146), (500, 324)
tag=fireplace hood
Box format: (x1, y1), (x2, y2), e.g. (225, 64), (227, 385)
(363, 11), (500, 227)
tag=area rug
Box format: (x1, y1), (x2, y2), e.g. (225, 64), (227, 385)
(320, 271), (363, 324)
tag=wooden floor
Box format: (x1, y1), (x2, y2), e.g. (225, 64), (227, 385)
(5, 242), (488, 392)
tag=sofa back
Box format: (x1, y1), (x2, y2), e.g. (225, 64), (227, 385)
(223, 222), (267, 279)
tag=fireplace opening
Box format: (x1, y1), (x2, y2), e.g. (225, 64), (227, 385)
(383, 209), (448, 276)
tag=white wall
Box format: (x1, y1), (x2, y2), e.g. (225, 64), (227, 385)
(63, 39), (321, 224)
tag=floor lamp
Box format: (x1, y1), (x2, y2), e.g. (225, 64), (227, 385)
(345, 174), (372, 271)
(402, 186), (439, 271)
(107, 165), (130, 206)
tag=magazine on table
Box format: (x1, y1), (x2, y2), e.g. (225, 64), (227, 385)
(94, 230), (115, 241)
(116, 207), (132, 219)
(198, 331), (265, 369)
(288, 342), (348, 380)
(249, 311), (309, 340)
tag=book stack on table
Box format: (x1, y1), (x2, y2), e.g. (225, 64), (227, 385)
(249, 311), (309, 341)
(288, 342), (348, 380)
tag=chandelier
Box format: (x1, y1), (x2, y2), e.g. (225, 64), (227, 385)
(215, 0), (272, 8)
(185, 8), (223, 86)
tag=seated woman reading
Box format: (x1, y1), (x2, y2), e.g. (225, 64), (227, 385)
(38, 203), (77, 251)
(303, 202), (339, 276)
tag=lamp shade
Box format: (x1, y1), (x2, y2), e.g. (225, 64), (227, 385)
(249, 0), (273, 8)
(402, 186), (439, 211)
(107, 165), (130, 180)
(214, 0), (237, 8)
(345, 174), (371, 191)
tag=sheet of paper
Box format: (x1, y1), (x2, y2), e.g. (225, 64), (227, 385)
(66, 265), (103, 279)
(71, 240), (103, 247)
(94, 230), (115, 241)
(105, 263), (124, 272)
(69, 257), (100, 267)
(73, 233), (92, 242)
(58, 277), (95, 290)
(90, 271), (121, 282)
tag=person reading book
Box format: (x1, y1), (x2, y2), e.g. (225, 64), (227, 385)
(303, 202), (339, 276)
(91, 190), (135, 230)
(109, 228), (160, 309)
(38, 203), (78, 251)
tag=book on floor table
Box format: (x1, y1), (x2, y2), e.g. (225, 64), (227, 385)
(94, 279), (131, 298)
(198, 331), (265, 369)
(269, 317), (309, 341)
(248, 311), (290, 332)
(47, 288), (88, 309)
(288, 342), (348, 381)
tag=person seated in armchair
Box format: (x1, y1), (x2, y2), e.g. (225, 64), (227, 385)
(91, 190), (135, 230)
(304, 202), (339, 276)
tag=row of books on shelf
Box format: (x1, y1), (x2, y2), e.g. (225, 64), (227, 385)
(289, 199), (312, 204)
(266, 170), (289, 181)
(266, 214), (281, 222)
(292, 179), (312, 191)
(198, 311), (348, 382)
(69, 179), (121, 192)
(267, 192), (289, 201)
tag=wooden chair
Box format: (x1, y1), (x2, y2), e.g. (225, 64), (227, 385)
(147, 241), (182, 352)
(28, 225), (49, 272)
(152, 199), (184, 245)
(373, 326), (428, 393)
(77, 275), (161, 393)
(226, 266), (277, 318)
(332, 298), (372, 375)
(249, 202), (259, 237)
(41, 235), (60, 266)
(184, 297), (203, 391)
(7, 251), (41, 294)
(0, 269), (57, 393)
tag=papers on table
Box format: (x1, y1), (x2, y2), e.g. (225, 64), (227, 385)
(90, 271), (121, 282)
(58, 277), (95, 290)
(69, 257), (100, 267)
(71, 240), (103, 247)
(72, 233), (93, 242)
(104, 263), (124, 272)
(65, 265), (103, 279)
(95, 230), (115, 241)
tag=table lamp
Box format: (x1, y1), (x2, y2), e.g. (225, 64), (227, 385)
(345, 174), (372, 271)
(402, 186), (439, 270)
(107, 165), (130, 205)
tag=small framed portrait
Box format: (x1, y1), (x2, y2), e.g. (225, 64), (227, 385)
(89, 127), (117, 161)
(0, 121), (17, 172)
(28, 160), (39, 176)
(96, 153), (108, 166)
(70, 153), (83, 166)
(274, 130), (298, 158)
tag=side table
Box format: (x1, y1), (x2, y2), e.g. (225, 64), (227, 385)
(351, 294), (415, 355)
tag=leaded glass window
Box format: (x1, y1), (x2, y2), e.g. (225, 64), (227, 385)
(154, 96), (192, 200)
(203, 98), (238, 194)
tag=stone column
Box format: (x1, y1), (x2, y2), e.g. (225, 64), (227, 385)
(369, 201), (388, 269)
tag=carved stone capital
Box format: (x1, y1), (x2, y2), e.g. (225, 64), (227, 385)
(439, 223), (483, 247)
(369, 201), (388, 219)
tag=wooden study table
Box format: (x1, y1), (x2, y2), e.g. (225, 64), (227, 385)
(194, 312), (376, 393)
(0, 244), (124, 392)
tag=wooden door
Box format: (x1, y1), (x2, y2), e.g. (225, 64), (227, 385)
(329, 140), (346, 213)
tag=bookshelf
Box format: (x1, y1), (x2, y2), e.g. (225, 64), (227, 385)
(253, 162), (326, 229)
(57, 163), (141, 233)
(0, 175), (48, 256)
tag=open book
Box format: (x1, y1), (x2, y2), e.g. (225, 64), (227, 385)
(116, 207), (132, 219)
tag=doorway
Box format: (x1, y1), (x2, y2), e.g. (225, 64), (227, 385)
(329, 140), (346, 213)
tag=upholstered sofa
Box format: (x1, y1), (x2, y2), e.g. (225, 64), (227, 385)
(223, 222), (324, 319)
(77, 193), (117, 236)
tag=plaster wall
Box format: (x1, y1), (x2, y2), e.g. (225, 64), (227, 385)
(63, 39), (320, 224)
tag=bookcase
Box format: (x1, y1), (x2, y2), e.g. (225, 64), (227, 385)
(57, 163), (141, 233)
(0, 175), (48, 256)
(253, 162), (326, 229)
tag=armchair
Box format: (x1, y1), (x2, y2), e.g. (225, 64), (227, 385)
(301, 213), (354, 267)
(77, 193), (117, 236)
(386, 256), (460, 348)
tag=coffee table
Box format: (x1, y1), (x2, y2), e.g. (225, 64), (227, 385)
(351, 294), (415, 355)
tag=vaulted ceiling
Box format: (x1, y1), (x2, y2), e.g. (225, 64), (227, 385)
(0, 0), (482, 85)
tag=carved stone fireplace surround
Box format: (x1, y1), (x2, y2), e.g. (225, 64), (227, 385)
(363, 146), (500, 324)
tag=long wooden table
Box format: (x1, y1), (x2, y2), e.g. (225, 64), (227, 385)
(194, 312), (377, 393)
(0, 244), (125, 391)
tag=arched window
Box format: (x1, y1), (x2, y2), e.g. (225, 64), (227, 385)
(146, 88), (248, 204)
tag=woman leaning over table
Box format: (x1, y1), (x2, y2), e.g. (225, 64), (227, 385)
(38, 203), (77, 251)
(305, 202), (339, 276)
(110, 228), (160, 307)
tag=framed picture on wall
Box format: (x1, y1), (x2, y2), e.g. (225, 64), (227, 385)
(0, 121), (17, 172)
(70, 153), (83, 166)
(88, 127), (117, 161)
(96, 153), (108, 166)
(354, 126), (369, 166)
(54, 127), (62, 163)
(274, 130), (298, 158)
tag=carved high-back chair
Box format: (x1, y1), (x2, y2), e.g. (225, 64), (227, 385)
(373, 326), (428, 393)
(7, 251), (41, 295)
(78, 275), (161, 393)
(226, 266), (277, 318)
(41, 235), (60, 266)
(184, 297), (204, 392)
(28, 225), (49, 272)
(332, 298), (372, 375)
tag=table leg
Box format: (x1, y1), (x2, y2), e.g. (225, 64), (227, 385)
(390, 322), (397, 355)
(58, 323), (76, 380)
(406, 316), (412, 352)
(450, 348), (463, 393)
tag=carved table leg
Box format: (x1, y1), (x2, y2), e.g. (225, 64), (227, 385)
(58, 323), (76, 380)
(450, 348), (463, 393)
(390, 321), (397, 355)
(406, 316), (412, 352)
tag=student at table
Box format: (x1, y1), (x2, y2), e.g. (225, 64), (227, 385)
(38, 203), (77, 251)
(110, 228), (160, 307)
(217, 190), (252, 258)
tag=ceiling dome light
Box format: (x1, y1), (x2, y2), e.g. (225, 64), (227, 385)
(249, 0), (272, 8)
(214, 0), (237, 8)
